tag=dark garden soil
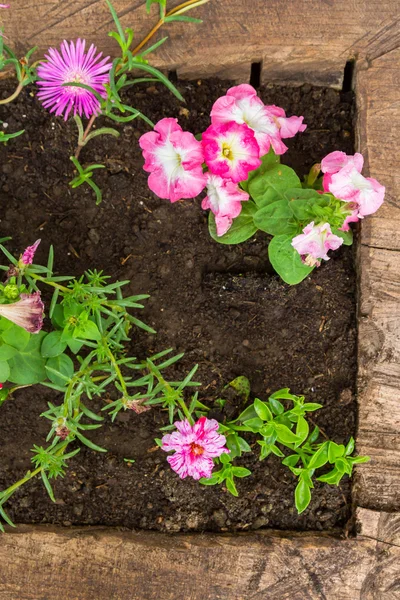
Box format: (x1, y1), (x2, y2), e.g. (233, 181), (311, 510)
(0, 78), (357, 533)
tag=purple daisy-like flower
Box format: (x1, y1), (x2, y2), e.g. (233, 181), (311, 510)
(36, 39), (112, 120)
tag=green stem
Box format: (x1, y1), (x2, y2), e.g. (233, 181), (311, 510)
(29, 272), (70, 293)
(106, 345), (129, 399)
(0, 80), (24, 105)
(75, 114), (97, 159)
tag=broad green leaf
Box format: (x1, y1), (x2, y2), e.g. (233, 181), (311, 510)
(254, 398), (273, 422)
(41, 331), (67, 358)
(208, 201), (258, 244)
(2, 324), (30, 351)
(268, 397), (284, 415)
(317, 467), (343, 485)
(282, 454), (300, 467)
(199, 474), (220, 485)
(249, 164), (301, 208)
(0, 343), (17, 361)
(74, 320), (101, 341)
(0, 360), (10, 382)
(8, 332), (47, 384)
(235, 404), (258, 423)
(46, 354), (74, 387)
(345, 437), (355, 456)
(268, 235), (314, 285)
(253, 200), (299, 236)
(242, 148), (280, 191)
(295, 478), (312, 514)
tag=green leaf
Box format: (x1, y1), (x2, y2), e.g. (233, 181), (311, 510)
(253, 200), (299, 236)
(254, 398), (273, 422)
(345, 437), (355, 456)
(328, 441), (345, 463)
(231, 467), (252, 478)
(331, 228), (353, 246)
(282, 454), (300, 467)
(249, 164), (301, 208)
(0, 343), (17, 361)
(45, 354), (74, 387)
(302, 403), (322, 412)
(274, 423), (301, 444)
(8, 332), (47, 385)
(295, 416), (309, 446)
(243, 148), (280, 191)
(0, 360), (10, 382)
(41, 331), (67, 358)
(236, 404), (258, 422)
(199, 474), (220, 486)
(75, 432), (107, 453)
(285, 189), (330, 221)
(295, 478), (312, 514)
(228, 375), (250, 400)
(225, 477), (239, 496)
(208, 201), (258, 244)
(308, 442), (329, 469)
(74, 320), (101, 341)
(268, 398), (284, 415)
(317, 467), (343, 485)
(243, 417), (264, 432)
(2, 324), (30, 351)
(237, 436), (252, 453)
(268, 235), (314, 285)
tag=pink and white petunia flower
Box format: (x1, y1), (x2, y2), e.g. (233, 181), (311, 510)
(328, 166), (385, 217)
(139, 118), (207, 202)
(161, 416), (229, 480)
(202, 173), (249, 236)
(339, 205), (360, 231)
(321, 151), (364, 174)
(202, 121), (261, 183)
(291, 221), (343, 267)
(0, 292), (44, 333)
(210, 84), (306, 156)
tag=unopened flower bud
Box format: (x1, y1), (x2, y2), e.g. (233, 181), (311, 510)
(3, 284), (19, 300)
(55, 425), (70, 440)
(126, 399), (150, 414)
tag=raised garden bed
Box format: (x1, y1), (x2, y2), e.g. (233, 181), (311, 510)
(0, 1), (400, 598)
(0, 79), (357, 532)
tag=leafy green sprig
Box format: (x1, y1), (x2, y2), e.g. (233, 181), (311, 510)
(201, 383), (369, 512)
(69, 0), (208, 201)
(0, 241), (199, 530)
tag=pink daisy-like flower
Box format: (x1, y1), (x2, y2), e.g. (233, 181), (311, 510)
(291, 221), (343, 267)
(0, 292), (44, 333)
(20, 239), (41, 266)
(202, 173), (249, 236)
(202, 121), (261, 183)
(37, 39), (112, 120)
(139, 118), (206, 202)
(161, 416), (229, 480)
(210, 84), (306, 156)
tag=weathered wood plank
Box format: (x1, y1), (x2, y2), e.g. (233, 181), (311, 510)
(2, 1), (400, 87)
(0, 525), (379, 600)
(356, 48), (400, 250)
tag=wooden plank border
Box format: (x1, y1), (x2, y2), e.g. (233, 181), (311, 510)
(1, 2), (400, 598)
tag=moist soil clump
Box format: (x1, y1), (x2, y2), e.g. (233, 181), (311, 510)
(0, 78), (357, 532)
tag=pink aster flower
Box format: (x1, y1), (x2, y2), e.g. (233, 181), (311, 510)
(210, 84), (306, 156)
(202, 173), (249, 236)
(0, 292), (44, 333)
(202, 121), (261, 183)
(139, 118), (206, 202)
(20, 239), (41, 265)
(291, 221), (343, 267)
(328, 166), (385, 217)
(36, 39), (112, 120)
(161, 416), (229, 480)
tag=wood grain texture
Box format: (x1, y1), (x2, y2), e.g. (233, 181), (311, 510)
(2, 1), (400, 86)
(356, 49), (400, 250)
(355, 47), (400, 510)
(0, 525), (379, 600)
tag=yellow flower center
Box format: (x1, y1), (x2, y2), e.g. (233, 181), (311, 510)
(190, 442), (204, 456)
(222, 143), (234, 161)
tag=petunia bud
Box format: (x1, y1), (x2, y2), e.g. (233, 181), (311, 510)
(20, 239), (41, 266)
